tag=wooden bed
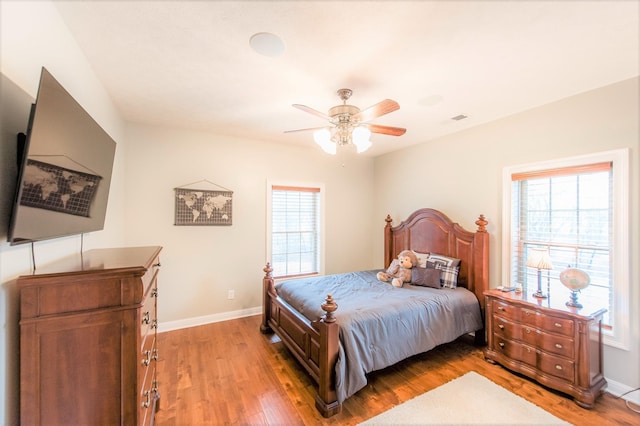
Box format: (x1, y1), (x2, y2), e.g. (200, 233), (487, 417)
(260, 208), (489, 417)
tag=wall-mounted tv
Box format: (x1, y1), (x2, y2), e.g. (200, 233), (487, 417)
(7, 67), (116, 245)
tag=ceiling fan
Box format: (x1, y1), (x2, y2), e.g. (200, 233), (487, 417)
(285, 88), (406, 154)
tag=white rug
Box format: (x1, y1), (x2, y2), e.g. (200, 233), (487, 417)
(359, 372), (570, 425)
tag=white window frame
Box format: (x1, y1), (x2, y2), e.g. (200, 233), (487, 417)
(502, 149), (629, 350)
(266, 180), (326, 279)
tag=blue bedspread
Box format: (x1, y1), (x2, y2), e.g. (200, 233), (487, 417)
(275, 270), (483, 402)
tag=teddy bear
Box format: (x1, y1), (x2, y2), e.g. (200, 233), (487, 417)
(377, 250), (418, 288)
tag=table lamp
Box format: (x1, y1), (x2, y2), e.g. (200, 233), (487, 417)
(526, 248), (553, 298)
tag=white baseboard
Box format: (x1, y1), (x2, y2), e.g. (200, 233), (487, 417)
(157, 306), (262, 333)
(158, 309), (640, 407)
(605, 377), (640, 405)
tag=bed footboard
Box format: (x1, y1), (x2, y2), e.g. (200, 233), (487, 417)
(260, 263), (342, 417)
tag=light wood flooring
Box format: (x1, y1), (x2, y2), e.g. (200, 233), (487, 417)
(154, 315), (639, 425)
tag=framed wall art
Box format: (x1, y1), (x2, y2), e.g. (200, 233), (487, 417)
(174, 180), (233, 226)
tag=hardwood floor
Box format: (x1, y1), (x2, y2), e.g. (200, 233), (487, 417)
(155, 315), (638, 425)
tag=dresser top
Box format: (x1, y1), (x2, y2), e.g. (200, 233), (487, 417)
(485, 288), (607, 319)
(22, 246), (162, 278)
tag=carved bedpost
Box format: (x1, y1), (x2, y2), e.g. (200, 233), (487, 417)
(260, 262), (274, 334)
(315, 294), (342, 417)
(475, 214), (488, 233)
(383, 214), (393, 268)
(473, 215), (490, 345)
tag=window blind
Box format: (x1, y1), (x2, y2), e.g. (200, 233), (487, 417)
(271, 185), (320, 278)
(511, 162), (613, 325)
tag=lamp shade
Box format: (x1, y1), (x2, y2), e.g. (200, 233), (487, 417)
(526, 248), (553, 270)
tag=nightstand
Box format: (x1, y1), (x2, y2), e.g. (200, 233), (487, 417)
(484, 289), (607, 408)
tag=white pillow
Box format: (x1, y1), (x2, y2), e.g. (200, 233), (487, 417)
(412, 250), (430, 268)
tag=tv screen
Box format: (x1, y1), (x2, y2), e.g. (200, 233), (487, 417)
(7, 68), (116, 245)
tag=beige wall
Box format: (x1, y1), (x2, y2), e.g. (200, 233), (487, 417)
(123, 123), (376, 325)
(373, 76), (640, 393)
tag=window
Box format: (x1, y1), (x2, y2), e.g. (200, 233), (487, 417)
(503, 149), (629, 349)
(267, 182), (325, 279)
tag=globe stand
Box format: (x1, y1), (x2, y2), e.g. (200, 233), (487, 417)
(560, 268), (590, 310)
(566, 290), (583, 308)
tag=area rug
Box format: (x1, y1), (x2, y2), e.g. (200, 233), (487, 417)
(359, 371), (570, 425)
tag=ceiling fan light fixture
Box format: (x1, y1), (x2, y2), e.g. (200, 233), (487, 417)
(354, 138), (372, 153)
(313, 128), (337, 155)
(352, 126), (372, 153)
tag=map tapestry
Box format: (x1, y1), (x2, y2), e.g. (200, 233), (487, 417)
(174, 188), (233, 225)
(19, 159), (101, 217)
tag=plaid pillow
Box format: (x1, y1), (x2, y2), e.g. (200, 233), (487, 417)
(427, 259), (460, 289)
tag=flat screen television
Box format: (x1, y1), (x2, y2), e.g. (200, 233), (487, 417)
(7, 67), (116, 245)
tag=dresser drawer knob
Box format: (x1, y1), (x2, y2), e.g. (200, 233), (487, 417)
(152, 288), (158, 298)
(142, 390), (151, 408)
(554, 322), (562, 328)
(498, 342), (505, 348)
(555, 364), (563, 370)
(142, 350), (151, 366)
(142, 311), (150, 325)
(498, 324), (504, 330)
(555, 343), (563, 349)
(498, 306), (505, 312)
(525, 328), (531, 334)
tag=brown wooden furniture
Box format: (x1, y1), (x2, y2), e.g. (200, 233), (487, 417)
(484, 289), (607, 408)
(19, 246), (162, 425)
(260, 208), (490, 417)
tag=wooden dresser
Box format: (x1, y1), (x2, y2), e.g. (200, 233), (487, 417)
(19, 246), (162, 425)
(484, 289), (607, 408)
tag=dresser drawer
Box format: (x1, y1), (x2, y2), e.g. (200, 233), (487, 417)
(492, 336), (537, 366)
(493, 300), (520, 322)
(521, 308), (574, 337)
(539, 351), (575, 382)
(140, 283), (158, 342)
(141, 258), (161, 295)
(520, 326), (574, 358)
(492, 315), (519, 339)
(538, 314), (574, 337)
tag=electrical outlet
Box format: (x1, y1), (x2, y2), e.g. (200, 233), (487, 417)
(227, 289), (235, 300)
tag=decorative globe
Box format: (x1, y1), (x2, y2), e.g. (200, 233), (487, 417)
(559, 268), (590, 308)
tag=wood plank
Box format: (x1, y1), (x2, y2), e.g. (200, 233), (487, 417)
(155, 315), (638, 425)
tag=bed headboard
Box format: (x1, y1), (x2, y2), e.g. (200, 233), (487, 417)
(383, 208), (489, 311)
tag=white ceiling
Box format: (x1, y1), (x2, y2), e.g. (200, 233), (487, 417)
(54, 1), (639, 157)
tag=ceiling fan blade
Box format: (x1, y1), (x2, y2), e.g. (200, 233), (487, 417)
(292, 104), (330, 120)
(284, 126), (327, 134)
(365, 123), (406, 136)
(353, 99), (400, 122)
